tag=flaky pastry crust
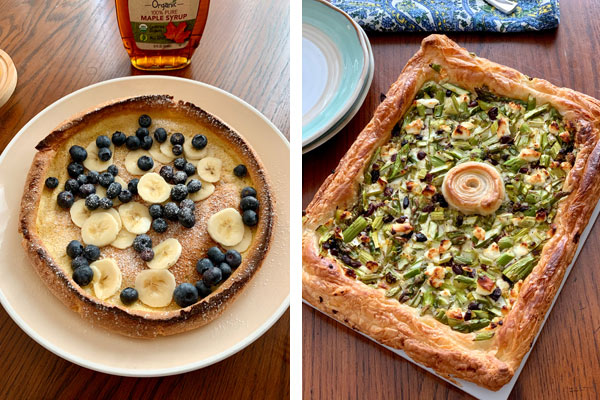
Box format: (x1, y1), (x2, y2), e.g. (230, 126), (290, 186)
(302, 35), (600, 390)
(19, 95), (274, 338)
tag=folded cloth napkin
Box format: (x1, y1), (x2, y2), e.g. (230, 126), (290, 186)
(331, 0), (560, 32)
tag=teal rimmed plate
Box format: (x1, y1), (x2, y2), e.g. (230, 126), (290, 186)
(302, 0), (372, 147)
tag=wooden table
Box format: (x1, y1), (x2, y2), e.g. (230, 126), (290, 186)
(303, 1), (600, 398)
(0, 1), (289, 399)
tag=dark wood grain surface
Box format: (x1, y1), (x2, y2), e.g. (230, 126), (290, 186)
(303, 1), (600, 399)
(0, 1), (289, 399)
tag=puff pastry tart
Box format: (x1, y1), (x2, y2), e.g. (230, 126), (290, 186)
(19, 95), (273, 337)
(302, 35), (600, 390)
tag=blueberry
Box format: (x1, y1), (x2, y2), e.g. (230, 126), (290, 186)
(170, 132), (185, 145)
(225, 250), (242, 269)
(99, 197), (113, 209)
(152, 218), (168, 233)
(187, 179), (202, 193)
(98, 147), (112, 162)
(141, 135), (153, 150)
(138, 114), (152, 128)
(147, 205), (162, 219)
(99, 172), (114, 188)
(191, 134), (207, 149)
(196, 258), (213, 275)
(112, 131), (126, 146)
(207, 247), (225, 264)
(67, 162), (84, 178)
(118, 189), (133, 203)
(240, 196), (259, 211)
(71, 255), (89, 270)
(64, 179), (80, 194)
(76, 174), (88, 185)
(73, 265), (93, 286)
(173, 171), (187, 185)
(219, 262), (232, 280)
(107, 164), (119, 176)
(154, 127), (167, 143)
(178, 207), (195, 228)
(125, 136), (141, 150)
(183, 162), (196, 176)
(202, 267), (222, 286)
(137, 155), (154, 171)
(96, 135), (111, 148)
(79, 183), (96, 197)
(85, 194), (100, 210)
(57, 191), (75, 209)
(136, 127), (150, 139)
(160, 165), (174, 182)
(120, 287), (138, 305)
(241, 187), (257, 198)
(195, 280), (212, 298)
(106, 182), (122, 199)
(133, 234), (152, 252)
(233, 164), (247, 177)
(69, 145), (87, 162)
(45, 177), (59, 189)
(242, 210), (258, 226)
(66, 240), (84, 258)
(173, 283), (199, 308)
(87, 171), (100, 184)
(172, 144), (183, 156)
(180, 198), (195, 210)
(83, 245), (100, 261)
(171, 184), (188, 201)
(415, 232), (428, 242)
(174, 158), (186, 170)
(164, 202), (179, 220)
(140, 248), (154, 262)
(128, 178), (139, 195)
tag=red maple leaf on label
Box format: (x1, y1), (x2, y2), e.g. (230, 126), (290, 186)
(164, 21), (191, 43)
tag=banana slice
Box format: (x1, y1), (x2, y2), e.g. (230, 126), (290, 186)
(224, 226), (253, 253)
(149, 142), (175, 164)
(119, 202), (152, 234)
(147, 238), (182, 270)
(207, 208), (244, 246)
(110, 228), (136, 249)
(81, 212), (120, 246)
(196, 157), (222, 183)
(125, 149), (151, 176)
(138, 172), (171, 203)
(83, 141), (114, 172)
(70, 199), (93, 227)
(159, 138), (176, 160)
(114, 176), (127, 187)
(91, 258), (122, 300)
(186, 175), (215, 201)
(135, 269), (176, 308)
(96, 185), (107, 198)
(183, 138), (208, 160)
(105, 207), (122, 231)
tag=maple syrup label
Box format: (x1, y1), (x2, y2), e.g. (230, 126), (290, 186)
(128, 0), (201, 50)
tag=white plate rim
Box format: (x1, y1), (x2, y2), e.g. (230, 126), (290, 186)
(0, 75), (289, 377)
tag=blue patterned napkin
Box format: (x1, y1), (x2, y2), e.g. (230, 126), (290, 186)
(331, 0), (560, 32)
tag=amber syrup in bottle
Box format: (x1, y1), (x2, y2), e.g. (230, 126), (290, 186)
(115, 0), (210, 71)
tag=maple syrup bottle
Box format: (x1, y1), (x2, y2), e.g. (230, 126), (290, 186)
(115, 0), (210, 71)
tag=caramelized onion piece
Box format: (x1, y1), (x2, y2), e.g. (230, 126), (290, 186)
(442, 162), (505, 215)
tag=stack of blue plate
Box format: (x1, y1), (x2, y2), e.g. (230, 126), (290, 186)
(302, 0), (374, 153)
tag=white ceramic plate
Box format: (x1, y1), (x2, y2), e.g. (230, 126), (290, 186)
(302, 27), (374, 154)
(0, 76), (289, 377)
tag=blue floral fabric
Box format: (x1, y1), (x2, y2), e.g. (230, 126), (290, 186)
(331, 0), (560, 32)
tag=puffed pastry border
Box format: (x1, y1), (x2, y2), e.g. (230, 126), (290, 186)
(302, 34), (600, 390)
